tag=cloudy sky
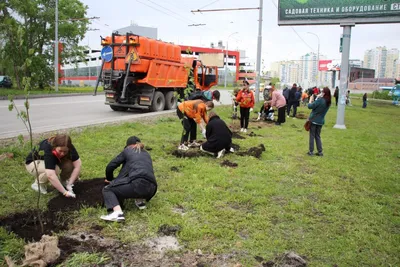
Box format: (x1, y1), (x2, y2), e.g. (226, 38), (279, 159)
(81, 0), (400, 69)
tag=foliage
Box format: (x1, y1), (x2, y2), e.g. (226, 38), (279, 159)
(270, 77), (280, 86)
(0, 0), (89, 89)
(0, 99), (399, 266)
(371, 90), (392, 100)
(59, 252), (110, 267)
(0, 228), (25, 266)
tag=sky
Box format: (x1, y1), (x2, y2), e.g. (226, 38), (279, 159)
(80, 0), (400, 70)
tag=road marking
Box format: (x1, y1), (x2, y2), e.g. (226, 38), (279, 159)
(0, 99), (104, 108)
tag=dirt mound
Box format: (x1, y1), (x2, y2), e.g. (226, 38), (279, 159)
(231, 143), (240, 151)
(220, 160), (238, 168)
(48, 178), (105, 212)
(170, 166), (180, 172)
(232, 132), (246, 139)
(296, 112), (308, 120)
(262, 252), (307, 267)
(249, 131), (262, 137)
(0, 210), (69, 242)
(172, 150), (208, 158)
(0, 178), (105, 241)
(237, 144), (266, 159)
(157, 224), (181, 236)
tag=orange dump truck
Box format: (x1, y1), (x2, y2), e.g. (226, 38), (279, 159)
(94, 33), (219, 112)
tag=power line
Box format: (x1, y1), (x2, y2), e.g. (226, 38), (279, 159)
(146, 0), (197, 24)
(269, 0), (315, 52)
(198, 0), (221, 10)
(135, 0), (191, 24)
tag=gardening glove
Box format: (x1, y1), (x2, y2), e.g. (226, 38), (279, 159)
(202, 129), (206, 138)
(66, 183), (74, 193)
(256, 112), (261, 121)
(64, 190), (76, 198)
(250, 108), (253, 112)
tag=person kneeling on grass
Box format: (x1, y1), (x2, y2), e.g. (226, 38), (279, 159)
(100, 136), (157, 222)
(25, 134), (81, 198)
(177, 100), (214, 151)
(200, 112), (234, 158)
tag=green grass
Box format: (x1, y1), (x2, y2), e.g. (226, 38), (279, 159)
(59, 252), (110, 267)
(0, 86), (101, 97)
(0, 99), (399, 266)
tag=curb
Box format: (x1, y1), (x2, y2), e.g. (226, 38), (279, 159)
(0, 92), (104, 100)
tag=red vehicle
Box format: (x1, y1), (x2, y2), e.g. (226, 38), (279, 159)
(94, 33), (218, 112)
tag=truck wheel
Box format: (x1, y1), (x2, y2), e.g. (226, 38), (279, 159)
(150, 91), (165, 112)
(110, 105), (128, 111)
(164, 91), (177, 110)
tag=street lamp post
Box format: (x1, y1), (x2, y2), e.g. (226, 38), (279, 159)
(55, 0), (59, 92)
(225, 32), (238, 88)
(307, 32), (320, 88)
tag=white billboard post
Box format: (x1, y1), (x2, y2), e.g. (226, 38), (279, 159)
(278, 0), (400, 129)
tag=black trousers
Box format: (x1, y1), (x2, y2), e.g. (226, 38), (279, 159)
(309, 123), (323, 153)
(177, 108), (197, 143)
(277, 106), (286, 123)
(287, 100), (297, 117)
(202, 141), (231, 153)
(335, 97), (338, 106)
(240, 107), (250, 129)
(103, 178), (157, 210)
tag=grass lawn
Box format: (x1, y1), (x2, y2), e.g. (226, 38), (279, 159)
(0, 99), (399, 266)
(0, 86), (101, 97)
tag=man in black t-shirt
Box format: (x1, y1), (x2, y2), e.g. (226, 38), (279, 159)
(25, 134), (81, 197)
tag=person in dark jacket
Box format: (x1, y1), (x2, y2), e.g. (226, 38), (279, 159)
(100, 136), (157, 222)
(287, 83), (298, 117)
(334, 86), (339, 106)
(307, 87), (331, 156)
(200, 112), (233, 158)
(362, 93), (368, 108)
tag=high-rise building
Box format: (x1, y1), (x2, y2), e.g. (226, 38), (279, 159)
(364, 47), (399, 78)
(396, 60), (400, 79)
(386, 49), (399, 78)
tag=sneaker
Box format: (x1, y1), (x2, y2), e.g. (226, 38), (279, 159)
(307, 152), (314, 156)
(217, 149), (225, 159)
(31, 183), (47, 194)
(135, 199), (147, 210)
(100, 211), (125, 222)
(287, 115), (289, 118)
(243, 129), (247, 133)
(316, 152), (324, 156)
(188, 141), (201, 148)
(229, 147), (235, 153)
(240, 128), (244, 132)
(178, 144), (189, 151)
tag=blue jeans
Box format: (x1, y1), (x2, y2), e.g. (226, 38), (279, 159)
(362, 100), (367, 108)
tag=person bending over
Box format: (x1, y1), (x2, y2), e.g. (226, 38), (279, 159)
(100, 136), (157, 222)
(200, 112), (233, 158)
(177, 100), (214, 151)
(25, 134), (81, 197)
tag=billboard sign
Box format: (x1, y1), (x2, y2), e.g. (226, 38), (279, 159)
(198, 53), (225, 68)
(319, 60), (341, 71)
(278, 0), (400, 25)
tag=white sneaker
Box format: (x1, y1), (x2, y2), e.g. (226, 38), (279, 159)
(217, 149), (225, 159)
(178, 144), (189, 151)
(31, 183), (47, 194)
(135, 199), (147, 210)
(100, 211), (125, 222)
(229, 147), (235, 153)
(188, 141), (201, 148)
(243, 129), (247, 133)
(240, 128), (244, 132)
(287, 115), (289, 118)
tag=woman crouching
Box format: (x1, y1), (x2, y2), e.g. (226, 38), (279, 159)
(100, 136), (157, 222)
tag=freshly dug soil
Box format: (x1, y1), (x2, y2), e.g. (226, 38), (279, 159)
(172, 150), (208, 158)
(232, 132), (246, 139)
(0, 178), (106, 241)
(220, 160), (238, 168)
(48, 178), (105, 212)
(0, 210), (69, 242)
(237, 144), (266, 159)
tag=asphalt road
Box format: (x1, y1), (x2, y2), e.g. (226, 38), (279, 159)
(0, 90), (239, 139)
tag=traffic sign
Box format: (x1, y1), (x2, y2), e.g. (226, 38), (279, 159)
(101, 46), (113, 62)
